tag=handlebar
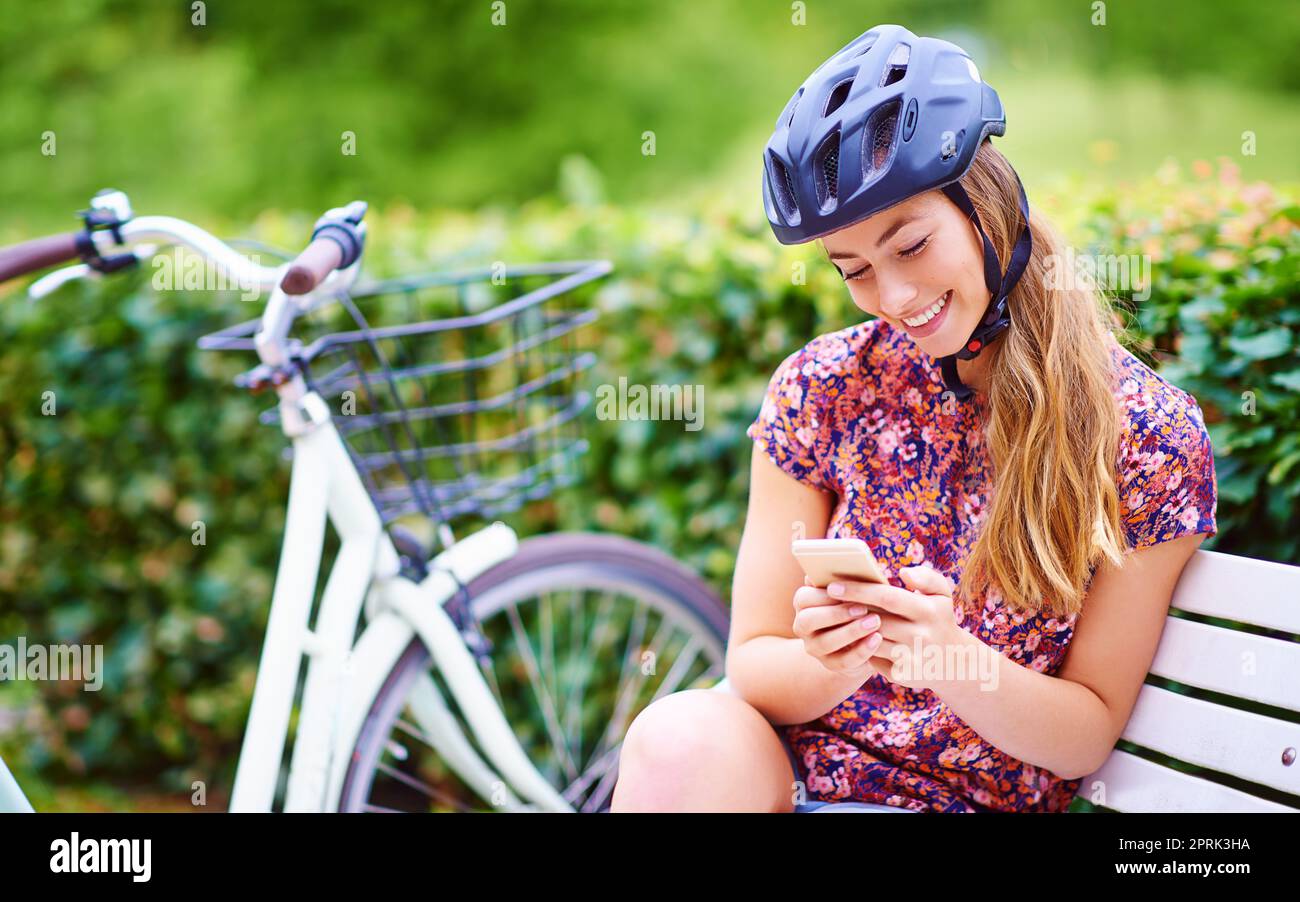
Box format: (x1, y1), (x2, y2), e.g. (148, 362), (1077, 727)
(0, 232), (81, 283)
(281, 236), (344, 295)
(0, 191), (369, 403)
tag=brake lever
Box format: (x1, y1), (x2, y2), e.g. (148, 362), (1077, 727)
(28, 263), (95, 299)
(27, 244), (158, 300)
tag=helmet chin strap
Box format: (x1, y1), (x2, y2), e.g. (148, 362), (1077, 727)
(935, 171), (1033, 403)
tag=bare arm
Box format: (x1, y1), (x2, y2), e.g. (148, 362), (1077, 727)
(928, 532), (1207, 779)
(725, 449), (877, 725)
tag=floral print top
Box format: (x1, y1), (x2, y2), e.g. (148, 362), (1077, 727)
(745, 318), (1218, 813)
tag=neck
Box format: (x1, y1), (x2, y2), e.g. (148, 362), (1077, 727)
(956, 352), (992, 399)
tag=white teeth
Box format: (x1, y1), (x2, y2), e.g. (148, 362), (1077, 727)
(903, 291), (950, 327)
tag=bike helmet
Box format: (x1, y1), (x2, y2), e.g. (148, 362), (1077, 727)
(761, 23), (1032, 402)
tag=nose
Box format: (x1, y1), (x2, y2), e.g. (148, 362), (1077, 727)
(875, 269), (918, 320)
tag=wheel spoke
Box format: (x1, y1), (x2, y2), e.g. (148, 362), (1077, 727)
(645, 634), (707, 705)
(394, 716), (436, 749)
(552, 586), (619, 782)
(564, 741), (623, 813)
(540, 587), (558, 729)
(375, 760), (473, 812)
(562, 588), (642, 780)
(505, 601), (581, 782)
(585, 612), (673, 773)
(562, 586), (586, 770)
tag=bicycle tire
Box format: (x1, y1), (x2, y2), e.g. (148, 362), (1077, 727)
(338, 531), (729, 812)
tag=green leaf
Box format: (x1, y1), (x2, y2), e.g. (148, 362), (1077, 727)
(1269, 369), (1300, 392)
(1176, 332), (1216, 370)
(1267, 450), (1300, 486)
(1217, 470), (1258, 505)
(1227, 328), (1293, 361)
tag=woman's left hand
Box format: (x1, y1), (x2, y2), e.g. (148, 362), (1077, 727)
(825, 565), (969, 691)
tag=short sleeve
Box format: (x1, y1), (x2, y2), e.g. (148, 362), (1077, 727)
(1118, 394), (1219, 550)
(746, 346), (833, 492)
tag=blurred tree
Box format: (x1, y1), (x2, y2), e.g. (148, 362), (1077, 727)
(0, 0), (1296, 227)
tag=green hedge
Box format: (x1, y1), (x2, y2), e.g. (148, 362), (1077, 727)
(1068, 159), (1300, 563)
(1, 162), (1296, 795)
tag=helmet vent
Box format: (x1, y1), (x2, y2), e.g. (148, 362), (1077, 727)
(777, 87), (804, 129)
(814, 130), (841, 209)
(862, 100), (901, 184)
(880, 43), (910, 87)
(823, 79), (852, 118)
(769, 153), (799, 221)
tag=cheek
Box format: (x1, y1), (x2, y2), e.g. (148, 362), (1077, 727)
(846, 283), (877, 314)
(959, 227), (987, 285)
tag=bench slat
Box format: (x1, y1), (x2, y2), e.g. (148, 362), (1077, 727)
(1148, 616), (1300, 712)
(1170, 551), (1300, 633)
(1078, 750), (1294, 812)
(1120, 683), (1300, 796)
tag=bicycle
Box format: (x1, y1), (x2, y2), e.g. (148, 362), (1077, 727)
(0, 189), (729, 813)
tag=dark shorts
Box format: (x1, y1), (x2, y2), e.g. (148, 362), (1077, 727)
(781, 731), (918, 814)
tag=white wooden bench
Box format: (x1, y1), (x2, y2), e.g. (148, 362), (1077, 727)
(709, 549), (1300, 812)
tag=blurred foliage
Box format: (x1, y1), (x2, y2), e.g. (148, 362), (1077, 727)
(3, 0), (1300, 232)
(1067, 157), (1300, 564)
(0, 158), (1296, 795)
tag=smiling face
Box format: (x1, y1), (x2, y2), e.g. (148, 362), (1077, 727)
(820, 189), (991, 357)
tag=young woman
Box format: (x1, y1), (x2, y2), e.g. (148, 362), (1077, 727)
(612, 23), (1217, 813)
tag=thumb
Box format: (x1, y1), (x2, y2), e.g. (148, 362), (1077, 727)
(899, 565), (955, 597)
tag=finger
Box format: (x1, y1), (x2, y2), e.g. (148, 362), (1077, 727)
(868, 634), (901, 661)
(798, 602), (879, 636)
(826, 630), (883, 671)
(867, 611), (907, 641)
(899, 565), (955, 597)
(808, 614), (881, 658)
(792, 584), (842, 611)
(825, 580), (924, 617)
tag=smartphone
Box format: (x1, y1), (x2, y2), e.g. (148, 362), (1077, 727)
(791, 537), (887, 588)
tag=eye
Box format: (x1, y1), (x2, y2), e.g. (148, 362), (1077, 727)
(900, 236), (930, 258)
(838, 235), (931, 281)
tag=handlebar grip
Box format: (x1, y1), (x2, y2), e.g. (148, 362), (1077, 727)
(0, 232), (81, 284)
(280, 237), (344, 295)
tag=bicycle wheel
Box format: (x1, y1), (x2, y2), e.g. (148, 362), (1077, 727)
(338, 532), (729, 813)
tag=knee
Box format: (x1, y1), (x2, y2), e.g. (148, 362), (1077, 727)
(613, 689), (793, 812)
(619, 690), (732, 779)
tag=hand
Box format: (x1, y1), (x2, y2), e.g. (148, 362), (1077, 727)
(824, 565), (968, 691)
(791, 576), (884, 680)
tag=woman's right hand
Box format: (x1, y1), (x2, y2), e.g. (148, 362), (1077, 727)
(792, 578), (883, 677)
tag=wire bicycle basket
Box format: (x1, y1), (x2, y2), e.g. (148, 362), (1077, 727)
(198, 260), (611, 537)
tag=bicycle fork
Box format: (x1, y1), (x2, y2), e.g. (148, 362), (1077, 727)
(377, 570), (573, 812)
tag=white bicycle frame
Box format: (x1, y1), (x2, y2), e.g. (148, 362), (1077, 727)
(12, 206), (579, 813)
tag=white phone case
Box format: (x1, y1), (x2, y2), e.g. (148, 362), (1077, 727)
(791, 537), (887, 588)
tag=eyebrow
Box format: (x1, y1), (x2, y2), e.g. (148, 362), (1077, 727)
(826, 215), (919, 260)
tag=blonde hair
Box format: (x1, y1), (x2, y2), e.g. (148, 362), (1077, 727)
(953, 140), (1133, 619)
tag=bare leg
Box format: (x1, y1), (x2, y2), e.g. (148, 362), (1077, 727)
(611, 689), (798, 812)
